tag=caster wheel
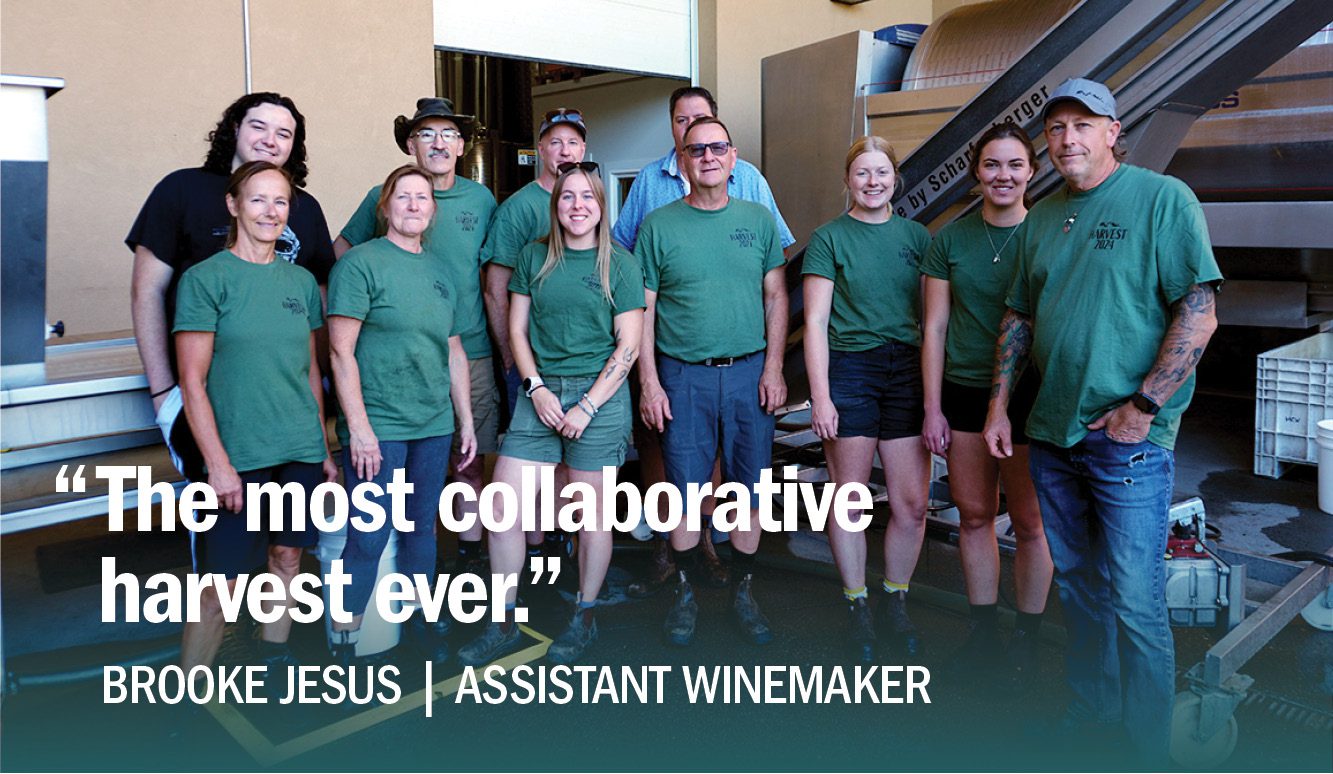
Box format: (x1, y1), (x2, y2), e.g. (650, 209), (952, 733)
(1299, 587), (1333, 631)
(1169, 691), (1238, 769)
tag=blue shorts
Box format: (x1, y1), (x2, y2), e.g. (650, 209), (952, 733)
(658, 352), (774, 507)
(191, 460), (324, 579)
(829, 342), (923, 440)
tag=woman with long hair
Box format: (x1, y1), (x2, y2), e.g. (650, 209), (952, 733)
(174, 160), (337, 687)
(458, 162), (645, 666)
(921, 122), (1052, 676)
(803, 136), (933, 663)
(327, 164), (476, 665)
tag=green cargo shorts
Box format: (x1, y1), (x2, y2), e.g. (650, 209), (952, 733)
(499, 376), (631, 472)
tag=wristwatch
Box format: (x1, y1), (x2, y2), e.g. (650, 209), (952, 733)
(1129, 391), (1160, 416)
(523, 376), (545, 397)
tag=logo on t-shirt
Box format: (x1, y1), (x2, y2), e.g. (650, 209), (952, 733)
(1092, 222), (1128, 251)
(581, 273), (604, 294)
(730, 228), (758, 249)
(455, 211), (480, 232)
(282, 297), (306, 316)
(433, 280), (450, 299)
(275, 226), (301, 264)
(900, 247), (919, 268)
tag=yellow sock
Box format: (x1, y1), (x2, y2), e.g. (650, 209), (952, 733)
(843, 586), (868, 601)
(882, 579), (909, 594)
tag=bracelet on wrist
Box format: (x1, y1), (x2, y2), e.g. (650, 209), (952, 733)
(579, 394), (599, 416)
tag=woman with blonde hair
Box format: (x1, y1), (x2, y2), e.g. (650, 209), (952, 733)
(458, 161), (645, 666)
(803, 136), (932, 663)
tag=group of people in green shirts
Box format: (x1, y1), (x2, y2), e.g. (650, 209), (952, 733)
(134, 75), (1221, 763)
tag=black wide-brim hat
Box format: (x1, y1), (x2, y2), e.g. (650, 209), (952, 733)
(393, 97), (475, 152)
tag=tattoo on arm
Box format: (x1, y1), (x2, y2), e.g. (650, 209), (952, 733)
(1141, 283), (1218, 403)
(990, 310), (1033, 402)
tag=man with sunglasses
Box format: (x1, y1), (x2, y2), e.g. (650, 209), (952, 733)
(615, 87), (794, 597)
(334, 98), (499, 579)
(636, 117), (788, 647)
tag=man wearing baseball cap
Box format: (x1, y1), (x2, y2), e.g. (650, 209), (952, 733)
(983, 77), (1222, 764)
(481, 107), (589, 414)
(334, 97), (499, 584)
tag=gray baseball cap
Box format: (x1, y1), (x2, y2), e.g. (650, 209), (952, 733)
(1043, 78), (1118, 122)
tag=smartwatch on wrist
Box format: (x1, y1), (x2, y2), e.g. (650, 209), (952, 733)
(523, 376), (545, 398)
(1130, 391), (1161, 416)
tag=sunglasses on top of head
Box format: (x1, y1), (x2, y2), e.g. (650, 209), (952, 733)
(557, 161), (600, 175)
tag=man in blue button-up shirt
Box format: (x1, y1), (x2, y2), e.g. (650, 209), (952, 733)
(612, 87), (795, 253)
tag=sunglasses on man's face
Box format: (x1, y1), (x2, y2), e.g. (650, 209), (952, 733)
(685, 141), (732, 159)
(557, 161), (600, 175)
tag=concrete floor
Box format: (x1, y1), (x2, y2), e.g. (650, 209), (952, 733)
(2, 391), (1331, 771)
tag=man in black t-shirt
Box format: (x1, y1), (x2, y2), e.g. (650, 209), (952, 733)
(128, 92), (334, 477)
(125, 92), (335, 684)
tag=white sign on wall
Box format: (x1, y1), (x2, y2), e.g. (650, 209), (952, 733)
(434, 0), (693, 78)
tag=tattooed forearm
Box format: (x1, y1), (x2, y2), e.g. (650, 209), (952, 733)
(989, 310), (1033, 404)
(1141, 283), (1218, 403)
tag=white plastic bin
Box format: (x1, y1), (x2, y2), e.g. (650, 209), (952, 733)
(1317, 419), (1333, 515)
(317, 527), (401, 656)
(1254, 332), (1333, 478)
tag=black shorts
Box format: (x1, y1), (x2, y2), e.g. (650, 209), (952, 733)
(192, 460), (325, 579)
(940, 369), (1039, 444)
(829, 342), (924, 440)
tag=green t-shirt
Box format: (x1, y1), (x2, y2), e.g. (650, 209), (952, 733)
(173, 251), (326, 472)
(637, 198), (785, 362)
(920, 210), (1023, 387)
(509, 243), (646, 375)
(339, 178), (496, 360)
(480, 180), (550, 269)
(1006, 164), (1223, 450)
(328, 237), (462, 444)
(801, 213), (931, 351)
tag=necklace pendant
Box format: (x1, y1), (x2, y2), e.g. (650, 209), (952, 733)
(992, 254), (1001, 264)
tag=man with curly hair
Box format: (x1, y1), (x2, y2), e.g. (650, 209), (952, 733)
(126, 92), (336, 679)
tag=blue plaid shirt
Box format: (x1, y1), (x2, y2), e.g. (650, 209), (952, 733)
(611, 148), (796, 252)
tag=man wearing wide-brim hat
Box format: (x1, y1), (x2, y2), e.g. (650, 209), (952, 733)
(333, 97), (501, 626)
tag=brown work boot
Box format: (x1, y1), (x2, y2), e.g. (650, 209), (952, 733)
(698, 537), (731, 588)
(627, 539), (676, 598)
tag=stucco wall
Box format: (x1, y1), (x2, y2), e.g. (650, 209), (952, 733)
(1, 0), (434, 336)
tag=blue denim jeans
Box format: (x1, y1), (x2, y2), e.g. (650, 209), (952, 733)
(340, 434), (451, 616)
(658, 352), (775, 510)
(1029, 429), (1175, 763)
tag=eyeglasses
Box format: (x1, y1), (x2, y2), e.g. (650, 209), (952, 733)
(685, 141), (732, 158)
(413, 128), (463, 144)
(557, 161), (600, 175)
(544, 109), (583, 124)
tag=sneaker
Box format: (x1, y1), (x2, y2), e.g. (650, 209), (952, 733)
(876, 589), (922, 657)
(457, 622), (522, 667)
(663, 575), (698, 646)
(846, 597), (876, 663)
(547, 607), (598, 664)
(408, 609), (452, 664)
(453, 551), (489, 577)
(698, 538), (731, 588)
(1006, 626), (1040, 680)
(628, 539), (676, 599)
(732, 575), (774, 645)
(951, 620), (1003, 674)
